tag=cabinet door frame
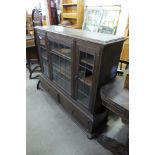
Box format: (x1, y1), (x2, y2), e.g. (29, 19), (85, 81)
(74, 40), (101, 111)
(47, 32), (74, 97)
(35, 30), (49, 76)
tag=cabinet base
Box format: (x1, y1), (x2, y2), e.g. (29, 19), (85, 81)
(39, 73), (108, 137)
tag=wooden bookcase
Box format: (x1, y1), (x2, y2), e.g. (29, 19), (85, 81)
(35, 25), (124, 138)
(61, 0), (84, 28)
(26, 14), (34, 36)
(120, 17), (129, 61)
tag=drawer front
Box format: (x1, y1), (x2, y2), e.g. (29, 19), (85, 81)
(40, 77), (58, 101)
(59, 93), (91, 131)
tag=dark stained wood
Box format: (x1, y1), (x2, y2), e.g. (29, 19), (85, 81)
(35, 25), (124, 45)
(35, 25), (125, 137)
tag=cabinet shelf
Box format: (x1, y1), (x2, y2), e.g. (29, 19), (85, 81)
(61, 0), (84, 28)
(79, 64), (93, 72)
(64, 24), (81, 29)
(51, 49), (71, 61)
(81, 58), (94, 67)
(62, 13), (77, 19)
(79, 75), (92, 86)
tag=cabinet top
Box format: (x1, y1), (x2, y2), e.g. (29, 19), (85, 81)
(35, 25), (124, 45)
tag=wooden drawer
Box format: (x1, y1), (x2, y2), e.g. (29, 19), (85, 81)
(59, 93), (91, 131)
(40, 77), (58, 101)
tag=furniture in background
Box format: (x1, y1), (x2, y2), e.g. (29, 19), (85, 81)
(47, 0), (59, 25)
(98, 66), (129, 155)
(32, 7), (43, 27)
(120, 17), (129, 61)
(60, 0), (84, 28)
(26, 14), (34, 36)
(82, 5), (121, 34)
(35, 25), (124, 138)
(26, 35), (40, 79)
(26, 12), (40, 79)
(117, 60), (129, 76)
(26, 8), (43, 79)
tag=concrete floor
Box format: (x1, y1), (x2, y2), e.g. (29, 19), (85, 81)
(26, 71), (113, 155)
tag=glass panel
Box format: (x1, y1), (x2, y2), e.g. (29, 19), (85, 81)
(40, 46), (47, 59)
(42, 58), (49, 77)
(49, 40), (71, 60)
(38, 35), (47, 59)
(50, 40), (72, 94)
(39, 35), (46, 46)
(76, 51), (95, 108)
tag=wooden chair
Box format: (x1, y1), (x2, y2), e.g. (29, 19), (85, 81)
(26, 7), (42, 79)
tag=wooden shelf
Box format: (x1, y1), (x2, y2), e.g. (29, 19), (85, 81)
(80, 75), (92, 86)
(81, 58), (94, 67)
(79, 64), (93, 72)
(52, 49), (71, 61)
(26, 38), (35, 48)
(61, 0), (84, 28)
(64, 24), (81, 29)
(62, 13), (77, 19)
(62, 3), (77, 6)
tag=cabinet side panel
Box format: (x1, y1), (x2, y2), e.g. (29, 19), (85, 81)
(93, 41), (124, 114)
(100, 41), (124, 84)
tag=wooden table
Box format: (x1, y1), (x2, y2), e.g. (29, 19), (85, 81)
(97, 76), (129, 155)
(100, 76), (129, 124)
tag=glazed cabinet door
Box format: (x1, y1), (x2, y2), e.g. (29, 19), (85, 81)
(36, 31), (49, 77)
(47, 33), (74, 95)
(75, 40), (100, 110)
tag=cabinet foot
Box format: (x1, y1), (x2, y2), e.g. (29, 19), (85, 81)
(37, 80), (41, 90)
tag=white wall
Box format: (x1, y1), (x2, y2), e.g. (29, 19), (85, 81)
(84, 0), (129, 36)
(26, 0), (46, 15)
